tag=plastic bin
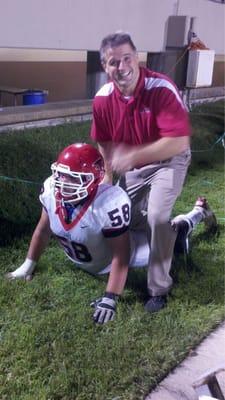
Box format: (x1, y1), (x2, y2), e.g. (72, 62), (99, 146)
(23, 90), (47, 105)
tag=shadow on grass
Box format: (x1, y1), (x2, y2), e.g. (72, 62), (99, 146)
(125, 268), (149, 303)
(0, 217), (35, 247)
(172, 224), (222, 273)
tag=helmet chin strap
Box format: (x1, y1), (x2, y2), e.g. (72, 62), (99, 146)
(64, 203), (75, 224)
(55, 186), (98, 230)
(55, 192), (89, 224)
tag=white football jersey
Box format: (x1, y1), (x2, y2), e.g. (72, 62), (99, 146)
(40, 177), (137, 274)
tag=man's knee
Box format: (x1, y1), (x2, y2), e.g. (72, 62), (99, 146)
(147, 210), (171, 227)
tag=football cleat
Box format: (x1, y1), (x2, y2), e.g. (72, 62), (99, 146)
(194, 196), (217, 232)
(172, 216), (193, 255)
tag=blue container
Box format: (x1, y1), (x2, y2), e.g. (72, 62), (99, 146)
(23, 90), (46, 105)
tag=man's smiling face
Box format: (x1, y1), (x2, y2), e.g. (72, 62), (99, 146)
(102, 43), (140, 96)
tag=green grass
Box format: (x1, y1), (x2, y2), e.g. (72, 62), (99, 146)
(0, 100), (224, 399)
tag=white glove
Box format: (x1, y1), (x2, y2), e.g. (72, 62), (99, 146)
(92, 292), (118, 324)
(5, 258), (36, 281)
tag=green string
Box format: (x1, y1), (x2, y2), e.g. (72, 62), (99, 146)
(0, 175), (41, 186)
(0, 132), (224, 186)
(191, 132), (225, 153)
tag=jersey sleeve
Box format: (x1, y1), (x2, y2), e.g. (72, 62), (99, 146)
(95, 186), (131, 238)
(39, 176), (52, 211)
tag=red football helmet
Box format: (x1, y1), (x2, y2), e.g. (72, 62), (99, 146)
(51, 143), (105, 205)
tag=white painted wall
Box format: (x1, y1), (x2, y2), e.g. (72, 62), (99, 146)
(178, 0), (225, 54)
(0, 0), (224, 54)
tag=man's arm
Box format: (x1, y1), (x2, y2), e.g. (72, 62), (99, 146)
(111, 136), (190, 174)
(135, 136), (190, 164)
(6, 208), (52, 280)
(92, 230), (130, 324)
(97, 142), (114, 184)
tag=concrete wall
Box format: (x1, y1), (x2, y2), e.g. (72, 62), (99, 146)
(0, 49), (87, 105)
(0, 62), (87, 106)
(0, 0), (224, 105)
(0, 0), (224, 53)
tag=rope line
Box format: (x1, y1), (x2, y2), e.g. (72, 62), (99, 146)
(0, 133), (224, 186)
(166, 46), (190, 76)
(0, 175), (42, 186)
(191, 132), (225, 152)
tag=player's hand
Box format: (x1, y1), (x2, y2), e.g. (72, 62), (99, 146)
(92, 292), (118, 324)
(5, 259), (36, 281)
(5, 271), (33, 281)
(90, 297), (103, 308)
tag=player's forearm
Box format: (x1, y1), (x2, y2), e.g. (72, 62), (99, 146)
(135, 136), (190, 166)
(106, 261), (129, 295)
(27, 228), (51, 262)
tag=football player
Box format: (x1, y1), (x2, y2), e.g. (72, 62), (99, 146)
(6, 143), (217, 324)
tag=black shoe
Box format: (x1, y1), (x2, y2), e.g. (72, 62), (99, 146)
(173, 219), (192, 255)
(144, 295), (167, 313)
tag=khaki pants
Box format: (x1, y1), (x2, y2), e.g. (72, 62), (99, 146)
(119, 149), (191, 296)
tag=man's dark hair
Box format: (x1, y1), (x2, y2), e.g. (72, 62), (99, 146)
(100, 32), (137, 63)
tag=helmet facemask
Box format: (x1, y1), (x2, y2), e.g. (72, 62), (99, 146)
(51, 162), (95, 205)
(51, 143), (105, 209)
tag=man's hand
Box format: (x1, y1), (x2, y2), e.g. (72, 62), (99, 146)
(111, 144), (137, 174)
(111, 137), (191, 174)
(92, 292), (118, 324)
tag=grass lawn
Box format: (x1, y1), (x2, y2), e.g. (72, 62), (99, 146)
(0, 101), (224, 399)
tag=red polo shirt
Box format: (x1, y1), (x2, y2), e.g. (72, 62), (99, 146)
(91, 67), (191, 145)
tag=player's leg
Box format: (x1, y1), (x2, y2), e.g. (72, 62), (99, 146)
(129, 230), (149, 268)
(172, 196), (217, 254)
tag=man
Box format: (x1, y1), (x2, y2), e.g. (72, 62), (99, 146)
(90, 31), (192, 313)
(6, 143), (216, 324)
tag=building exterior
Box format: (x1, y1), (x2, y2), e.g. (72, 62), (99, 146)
(0, 0), (224, 106)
